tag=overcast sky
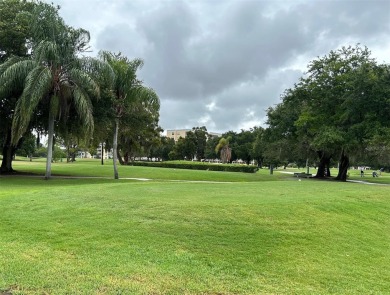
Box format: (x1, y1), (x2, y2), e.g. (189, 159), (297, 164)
(48, 0), (390, 134)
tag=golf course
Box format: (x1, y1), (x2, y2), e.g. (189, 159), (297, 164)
(1, 159), (389, 294)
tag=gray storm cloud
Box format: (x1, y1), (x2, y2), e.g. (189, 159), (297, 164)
(52, 0), (390, 133)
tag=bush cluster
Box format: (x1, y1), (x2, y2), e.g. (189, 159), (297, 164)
(130, 161), (258, 173)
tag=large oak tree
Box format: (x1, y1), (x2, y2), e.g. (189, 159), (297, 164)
(266, 45), (390, 180)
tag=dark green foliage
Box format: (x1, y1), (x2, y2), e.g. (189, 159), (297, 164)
(266, 45), (390, 180)
(16, 132), (36, 158)
(0, 0), (35, 61)
(204, 135), (220, 159)
(130, 161), (258, 173)
(0, 0), (39, 172)
(149, 136), (175, 161)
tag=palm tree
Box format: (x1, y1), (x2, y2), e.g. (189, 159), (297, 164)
(100, 52), (159, 179)
(215, 137), (232, 164)
(0, 31), (106, 179)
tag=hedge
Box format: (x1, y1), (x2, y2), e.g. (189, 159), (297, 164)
(130, 161), (258, 173)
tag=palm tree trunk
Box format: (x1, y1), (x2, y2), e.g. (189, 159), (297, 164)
(113, 118), (119, 179)
(45, 112), (55, 180)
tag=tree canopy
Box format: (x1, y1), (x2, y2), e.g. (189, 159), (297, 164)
(266, 45), (390, 180)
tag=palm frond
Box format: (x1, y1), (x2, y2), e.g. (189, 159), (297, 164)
(22, 66), (53, 111)
(0, 56), (25, 75)
(80, 57), (114, 78)
(139, 87), (160, 111)
(0, 59), (36, 97)
(68, 68), (100, 99)
(11, 98), (30, 144)
(34, 40), (60, 65)
(11, 66), (52, 144)
(72, 87), (94, 136)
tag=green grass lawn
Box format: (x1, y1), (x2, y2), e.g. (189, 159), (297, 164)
(0, 160), (389, 294)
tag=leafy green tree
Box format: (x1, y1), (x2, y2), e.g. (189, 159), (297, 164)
(266, 45), (388, 181)
(191, 126), (208, 161)
(0, 0), (35, 62)
(364, 129), (390, 170)
(17, 131), (36, 160)
(183, 131), (197, 160)
(33, 146), (47, 158)
(53, 145), (66, 162)
(251, 127), (265, 167)
(297, 45), (384, 180)
(150, 136), (175, 161)
(233, 129), (255, 165)
(205, 136), (220, 159)
(117, 93), (161, 164)
(169, 137), (186, 160)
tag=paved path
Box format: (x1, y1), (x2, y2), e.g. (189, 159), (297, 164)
(1, 173), (388, 185)
(277, 171), (389, 185)
(346, 180), (389, 186)
(0, 174), (234, 184)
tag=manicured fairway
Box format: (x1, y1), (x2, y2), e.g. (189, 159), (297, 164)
(0, 160), (389, 294)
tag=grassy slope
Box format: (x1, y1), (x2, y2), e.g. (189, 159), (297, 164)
(0, 160), (389, 294)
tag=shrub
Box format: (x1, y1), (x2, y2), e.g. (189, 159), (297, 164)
(130, 161), (258, 173)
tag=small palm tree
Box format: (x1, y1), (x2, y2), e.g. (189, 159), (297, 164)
(215, 137), (232, 164)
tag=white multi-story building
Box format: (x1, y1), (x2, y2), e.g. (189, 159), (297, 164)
(166, 129), (222, 142)
(166, 129), (191, 142)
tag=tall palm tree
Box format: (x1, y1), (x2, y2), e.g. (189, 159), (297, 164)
(0, 33), (106, 179)
(100, 52), (159, 179)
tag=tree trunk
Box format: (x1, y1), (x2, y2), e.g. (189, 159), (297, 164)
(117, 147), (124, 165)
(71, 146), (76, 162)
(101, 142), (104, 165)
(45, 112), (55, 180)
(256, 157), (263, 168)
(306, 158), (309, 174)
(325, 157), (331, 177)
(113, 118), (119, 179)
(315, 151), (331, 178)
(0, 128), (15, 174)
(124, 152), (129, 165)
(67, 143), (70, 163)
(336, 150), (349, 181)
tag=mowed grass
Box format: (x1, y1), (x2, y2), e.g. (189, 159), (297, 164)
(0, 160), (389, 294)
(9, 158), (288, 182)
